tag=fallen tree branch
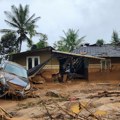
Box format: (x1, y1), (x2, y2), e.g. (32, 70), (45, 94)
(41, 101), (53, 120)
(54, 101), (77, 119)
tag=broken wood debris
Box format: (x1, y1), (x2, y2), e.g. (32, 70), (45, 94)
(0, 106), (12, 120)
(89, 90), (120, 98)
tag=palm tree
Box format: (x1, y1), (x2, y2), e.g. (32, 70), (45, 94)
(54, 29), (85, 52)
(0, 4), (40, 52)
(111, 30), (120, 46)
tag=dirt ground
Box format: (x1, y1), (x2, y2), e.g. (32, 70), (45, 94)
(0, 79), (120, 120)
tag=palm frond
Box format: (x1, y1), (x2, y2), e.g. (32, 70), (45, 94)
(31, 16), (41, 24)
(11, 5), (22, 25)
(24, 4), (29, 20)
(18, 4), (25, 26)
(35, 32), (44, 36)
(5, 20), (19, 28)
(4, 11), (13, 20)
(0, 29), (16, 33)
(11, 17), (21, 27)
(25, 14), (35, 24)
(76, 36), (86, 46)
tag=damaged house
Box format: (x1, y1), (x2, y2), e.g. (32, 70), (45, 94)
(9, 46), (104, 82)
(10, 44), (120, 82)
(72, 44), (120, 81)
(9, 47), (59, 82)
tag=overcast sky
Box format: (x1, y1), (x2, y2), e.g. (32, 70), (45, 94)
(0, 0), (120, 51)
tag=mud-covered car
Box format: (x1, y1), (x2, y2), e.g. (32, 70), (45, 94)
(0, 61), (30, 97)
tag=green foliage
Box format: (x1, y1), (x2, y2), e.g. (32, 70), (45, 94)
(53, 29), (85, 52)
(0, 32), (17, 54)
(36, 34), (48, 49)
(0, 4), (40, 52)
(53, 40), (68, 51)
(31, 34), (48, 50)
(96, 39), (104, 46)
(31, 44), (37, 50)
(111, 30), (120, 45)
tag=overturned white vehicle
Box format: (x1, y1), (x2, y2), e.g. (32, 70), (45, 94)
(0, 61), (30, 97)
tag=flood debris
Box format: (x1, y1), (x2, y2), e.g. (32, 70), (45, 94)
(0, 106), (12, 120)
(45, 90), (70, 101)
(30, 75), (45, 84)
(46, 90), (60, 98)
(89, 90), (120, 98)
(0, 79), (119, 119)
(0, 61), (31, 98)
(28, 57), (53, 83)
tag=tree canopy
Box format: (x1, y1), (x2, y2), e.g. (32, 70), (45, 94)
(31, 34), (48, 50)
(96, 39), (105, 46)
(53, 29), (85, 52)
(111, 30), (120, 46)
(0, 32), (17, 55)
(0, 4), (40, 52)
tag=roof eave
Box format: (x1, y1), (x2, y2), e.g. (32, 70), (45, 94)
(52, 50), (105, 60)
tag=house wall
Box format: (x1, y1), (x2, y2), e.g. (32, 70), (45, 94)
(88, 57), (120, 81)
(11, 50), (60, 82)
(11, 51), (59, 73)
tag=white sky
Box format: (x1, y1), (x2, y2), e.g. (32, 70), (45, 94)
(0, 0), (120, 51)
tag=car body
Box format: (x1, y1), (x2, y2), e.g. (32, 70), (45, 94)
(0, 61), (30, 97)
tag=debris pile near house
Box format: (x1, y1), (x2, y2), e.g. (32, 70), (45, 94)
(30, 75), (45, 84)
(30, 70), (59, 83)
(28, 57), (59, 83)
(41, 70), (54, 81)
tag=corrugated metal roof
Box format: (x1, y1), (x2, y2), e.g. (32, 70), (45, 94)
(72, 45), (120, 57)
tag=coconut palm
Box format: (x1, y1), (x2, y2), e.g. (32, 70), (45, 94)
(0, 4), (40, 52)
(54, 29), (85, 52)
(111, 30), (120, 46)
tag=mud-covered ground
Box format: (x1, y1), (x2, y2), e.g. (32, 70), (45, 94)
(0, 80), (120, 120)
